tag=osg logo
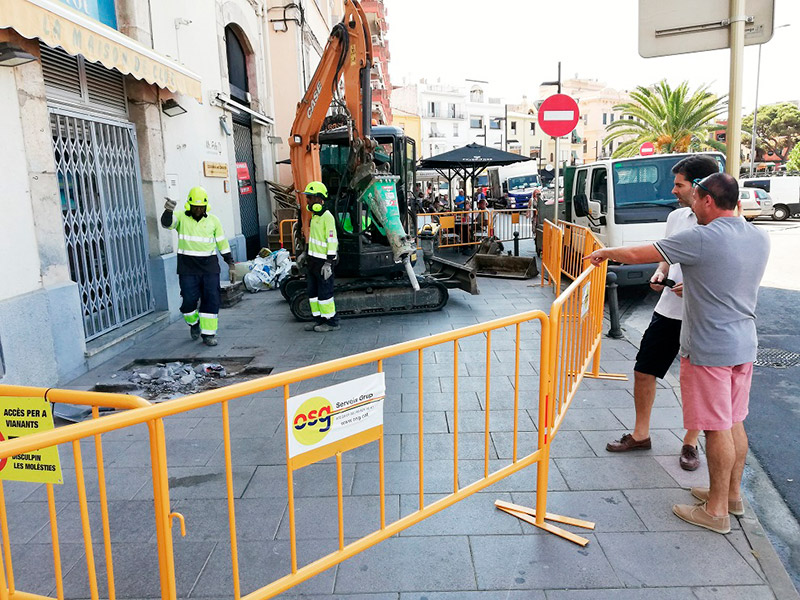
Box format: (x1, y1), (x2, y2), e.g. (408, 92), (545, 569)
(292, 396), (333, 445)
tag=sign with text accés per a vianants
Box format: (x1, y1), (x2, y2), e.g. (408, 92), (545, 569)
(286, 373), (385, 461)
(0, 396), (62, 484)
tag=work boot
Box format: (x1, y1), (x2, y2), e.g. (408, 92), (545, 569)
(313, 322), (340, 332)
(190, 323), (200, 340)
(304, 322), (320, 331)
(202, 334), (218, 347)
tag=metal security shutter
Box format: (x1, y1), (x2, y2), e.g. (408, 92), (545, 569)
(40, 43), (128, 119)
(51, 109), (154, 340)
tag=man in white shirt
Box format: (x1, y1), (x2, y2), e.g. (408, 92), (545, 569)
(605, 155), (720, 471)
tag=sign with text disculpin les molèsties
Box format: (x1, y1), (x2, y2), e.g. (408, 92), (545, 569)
(0, 395), (62, 484)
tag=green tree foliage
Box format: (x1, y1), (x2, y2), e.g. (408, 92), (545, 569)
(787, 143), (800, 172)
(742, 102), (800, 162)
(603, 81), (727, 158)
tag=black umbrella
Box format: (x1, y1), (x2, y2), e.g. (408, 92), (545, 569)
(419, 144), (531, 206)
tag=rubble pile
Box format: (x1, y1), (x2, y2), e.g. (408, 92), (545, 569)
(129, 361), (228, 400)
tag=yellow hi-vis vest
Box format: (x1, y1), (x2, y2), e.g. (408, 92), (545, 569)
(308, 211), (338, 259)
(167, 212), (231, 258)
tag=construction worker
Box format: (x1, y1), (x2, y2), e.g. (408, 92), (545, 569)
(161, 187), (236, 346)
(303, 181), (340, 332)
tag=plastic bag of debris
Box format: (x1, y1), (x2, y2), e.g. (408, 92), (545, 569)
(242, 248), (293, 292)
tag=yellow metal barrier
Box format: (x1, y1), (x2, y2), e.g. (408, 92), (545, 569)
(278, 219), (297, 258)
(0, 387), (182, 600)
(417, 210), (492, 248)
(0, 230), (623, 599)
(540, 219), (563, 293)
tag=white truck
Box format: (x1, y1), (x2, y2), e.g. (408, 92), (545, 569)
(487, 161), (541, 209)
(740, 176), (800, 221)
(536, 152), (725, 286)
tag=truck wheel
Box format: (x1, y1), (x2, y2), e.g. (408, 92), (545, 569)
(772, 205), (789, 221)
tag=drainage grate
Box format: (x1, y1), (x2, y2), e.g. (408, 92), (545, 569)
(755, 347), (800, 368)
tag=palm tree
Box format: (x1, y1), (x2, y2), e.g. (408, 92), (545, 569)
(603, 81), (727, 158)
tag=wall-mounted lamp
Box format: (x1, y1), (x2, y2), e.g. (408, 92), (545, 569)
(161, 98), (187, 117)
(0, 43), (36, 67)
(219, 115), (232, 136)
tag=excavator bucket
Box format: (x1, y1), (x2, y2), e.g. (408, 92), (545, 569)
(464, 236), (539, 280)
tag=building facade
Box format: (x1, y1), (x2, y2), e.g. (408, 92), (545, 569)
(362, 0), (391, 124)
(0, 0), (319, 385)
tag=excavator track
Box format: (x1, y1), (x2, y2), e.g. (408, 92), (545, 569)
(288, 276), (448, 321)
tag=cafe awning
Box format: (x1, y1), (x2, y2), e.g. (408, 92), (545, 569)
(0, 0), (203, 102)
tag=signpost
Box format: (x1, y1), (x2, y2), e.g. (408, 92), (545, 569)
(639, 142), (656, 156)
(538, 93), (580, 224)
(638, 0), (776, 176)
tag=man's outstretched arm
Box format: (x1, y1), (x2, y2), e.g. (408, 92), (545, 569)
(584, 244), (663, 267)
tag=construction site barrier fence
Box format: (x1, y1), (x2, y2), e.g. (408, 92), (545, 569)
(540, 219), (563, 293)
(416, 208), (534, 250)
(0, 227), (620, 600)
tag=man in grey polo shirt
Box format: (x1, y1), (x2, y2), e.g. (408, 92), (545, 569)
(586, 172), (770, 534)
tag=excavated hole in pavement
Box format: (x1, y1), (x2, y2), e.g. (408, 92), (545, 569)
(91, 357), (273, 402)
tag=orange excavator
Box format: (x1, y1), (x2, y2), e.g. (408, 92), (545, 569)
(281, 0), (477, 320)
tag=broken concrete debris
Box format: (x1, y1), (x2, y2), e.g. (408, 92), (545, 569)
(128, 361), (228, 400)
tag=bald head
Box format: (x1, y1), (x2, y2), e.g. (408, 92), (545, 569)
(696, 172), (739, 211)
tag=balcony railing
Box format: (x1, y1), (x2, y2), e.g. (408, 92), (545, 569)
(423, 110), (465, 120)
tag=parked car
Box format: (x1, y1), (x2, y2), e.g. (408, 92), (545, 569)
(738, 188), (771, 221)
(740, 176), (800, 220)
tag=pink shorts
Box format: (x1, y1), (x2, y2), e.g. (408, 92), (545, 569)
(680, 358), (753, 431)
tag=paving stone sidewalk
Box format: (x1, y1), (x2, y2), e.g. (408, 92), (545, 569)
(4, 246), (798, 599)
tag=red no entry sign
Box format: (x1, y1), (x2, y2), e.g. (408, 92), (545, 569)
(639, 142), (655, 156)
(538, 94), (580, 138)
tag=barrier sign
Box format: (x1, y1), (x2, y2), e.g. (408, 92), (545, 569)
(0, 395), (62, 484)
(287, 373), (385, 461)
(581, 281), (591, 318)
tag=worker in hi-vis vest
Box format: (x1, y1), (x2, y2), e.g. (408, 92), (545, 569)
(302, 181), (340, 332)
(161, 186), (235, 346)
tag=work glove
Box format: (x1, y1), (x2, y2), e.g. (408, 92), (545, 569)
(296, 252), (307, 268)
(164, 197), (177, 211)
(321, 261), (333, 281)
(226, 261), (236, 284)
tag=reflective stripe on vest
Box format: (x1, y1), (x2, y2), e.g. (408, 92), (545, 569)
(171, 212), (231, 256)
(308, 211), (338, 259)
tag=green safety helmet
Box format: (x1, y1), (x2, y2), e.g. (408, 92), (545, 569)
(185, 186), (209, 211)
(303, 181), (328, 213)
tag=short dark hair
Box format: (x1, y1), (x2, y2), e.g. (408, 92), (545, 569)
(672, 155), (720, 182)
(696, 172), (739, 210)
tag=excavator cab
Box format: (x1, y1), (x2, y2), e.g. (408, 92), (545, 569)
(318, 125), (416, 278)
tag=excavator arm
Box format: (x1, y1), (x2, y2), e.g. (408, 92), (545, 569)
(288, 0), (373, 239)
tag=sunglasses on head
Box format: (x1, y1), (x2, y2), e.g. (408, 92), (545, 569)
(692, 178), (713, 196)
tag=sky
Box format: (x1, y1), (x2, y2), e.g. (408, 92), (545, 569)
(385, 0), (800, 112)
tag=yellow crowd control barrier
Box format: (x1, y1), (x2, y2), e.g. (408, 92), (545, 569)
(416, 210), (492, 248)
(0, 229), (624, 599)
(540, 219), (563, 293)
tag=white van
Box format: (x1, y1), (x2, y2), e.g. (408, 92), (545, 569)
(555, 152), (725, 286)
(740, 176), (800, 220)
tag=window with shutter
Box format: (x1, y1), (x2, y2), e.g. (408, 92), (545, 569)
(40, 43), (128, 118)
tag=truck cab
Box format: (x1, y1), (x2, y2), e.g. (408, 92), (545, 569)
(554, 152), (724, 286)
(488, 161), (540, 209)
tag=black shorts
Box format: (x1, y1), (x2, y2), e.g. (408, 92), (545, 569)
(634, 312), (682, 379)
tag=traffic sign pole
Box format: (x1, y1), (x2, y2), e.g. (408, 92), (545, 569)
(554, 137), (560, 225)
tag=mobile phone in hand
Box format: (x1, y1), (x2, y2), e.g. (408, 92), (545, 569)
(661, 278), (676, 288)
